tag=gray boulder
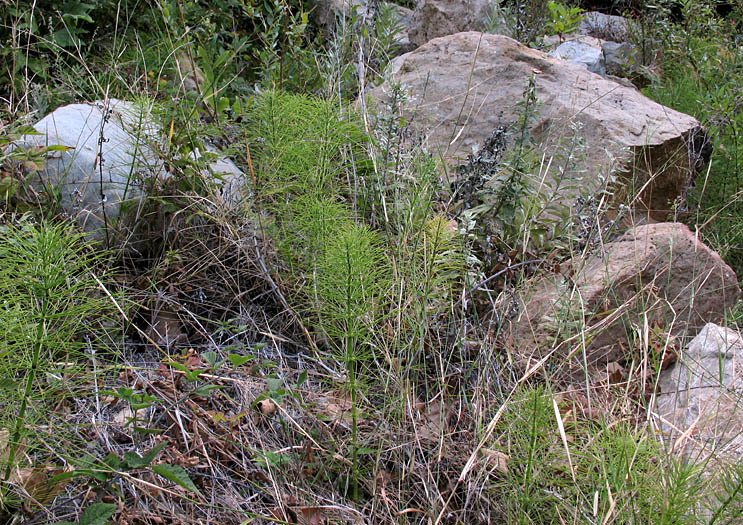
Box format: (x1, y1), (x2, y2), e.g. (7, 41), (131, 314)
(16, 99), (244, 245)
(369, 32), (706, 222)
(578, 11), (630, 42)
(550, 40), (605, 75)
(654, 323), (743, 463)
(19, 99), (158, 243)
(408, 0), (492, 47)
(602, 41), (639, 78)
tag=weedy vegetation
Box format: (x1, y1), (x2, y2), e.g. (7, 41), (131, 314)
(0, 0), (742, 523)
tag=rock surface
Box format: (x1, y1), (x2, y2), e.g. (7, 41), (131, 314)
(550, 39), (605, 75)
(578, 11), (630, 42)
(16, 99), (244, 244)
(408, 0), (492, 47)
(19, 99), (157, 242)
(511, 223), (740, 377)
(391, 4), (416, 55)
(654, 323), (743, 462)
(309, 0), (369, 36)
(369, 32), (706, 221)
(602, 41), (639, 78)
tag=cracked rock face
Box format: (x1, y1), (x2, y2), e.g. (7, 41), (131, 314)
(368, 32), (708, 221)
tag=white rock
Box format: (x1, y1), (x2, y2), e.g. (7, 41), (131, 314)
(16, 99), (245, 244)
(19, 99), (159, 243)
(654, 323), (743, 463)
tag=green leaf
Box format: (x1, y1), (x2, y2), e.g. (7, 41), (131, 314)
(296, 370), (307, 387)
(79, 502), (116, 525)
(216, 97), (230, 115)
(103, 453), (123, 470)
(201, 351), (218, 366)
(190, 384), (223, 397)
(42, 144), (75, 152)
(124, 441), (167, 469)
(227, 353), (252, 367)
(167, 360), (200, 381)
(266, 377), (284, 393)
(153, 464), (201, 495)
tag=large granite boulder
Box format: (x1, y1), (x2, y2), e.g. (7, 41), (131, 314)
(510, 223), (740, 378)
(368, 32), (707, 221)
(408, 0), (492, 47)
(14, 99), (244, 245)
(654, 323), (743, 463)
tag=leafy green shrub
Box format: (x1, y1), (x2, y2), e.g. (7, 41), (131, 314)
(0, 0), (317, 106)
(546, 1), (584, 41)
(641, 1), (743, 275)
(486, 0), (551, 46)
(453, 76), (614, 277)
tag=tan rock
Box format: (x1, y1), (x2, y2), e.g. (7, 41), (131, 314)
(653, 323), (743, 463)
(367, 32), (707, 221)
(408, 0), (492, 47)
(511, 223), (739, 376)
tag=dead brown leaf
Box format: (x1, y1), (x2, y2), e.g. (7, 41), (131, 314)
(12, 464), (68, 507)
(480, 448), (509, 474)
(317, 393), (353, 425)
(415, 397), (451, 441)
(148, 303), (185, 349)
(257, 398), (277, 416)
(606, 361), (627, 385)
(113, 406), (150, 426)
(298, 506), (326, 525)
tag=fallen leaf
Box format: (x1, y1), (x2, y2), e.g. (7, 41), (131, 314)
(11, 464), (68, 506)
(317, 393), (353, 425)
(415, 398), (450, 441)
(148, 303), (185, 349)
(113, 406), (150, 426)
(660, 347), (678, 370)
(298, 506), (325, 525)
(0, 430), (25, 466)
(481, 448), (509, 474)
(257, 398), (277, 416)
(606, 361), (627, 385)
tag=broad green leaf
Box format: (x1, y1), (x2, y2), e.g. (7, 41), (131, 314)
(217, 97), (230, 115)
(125, 441), (167, 469)
(153, 464), (201, 495)
(190, 384), (223, 397)
(102, 453), (123, 470)
(79, 502), (116, 525)
(227, 353), (252, 367)
(266, 377), (283, 392)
